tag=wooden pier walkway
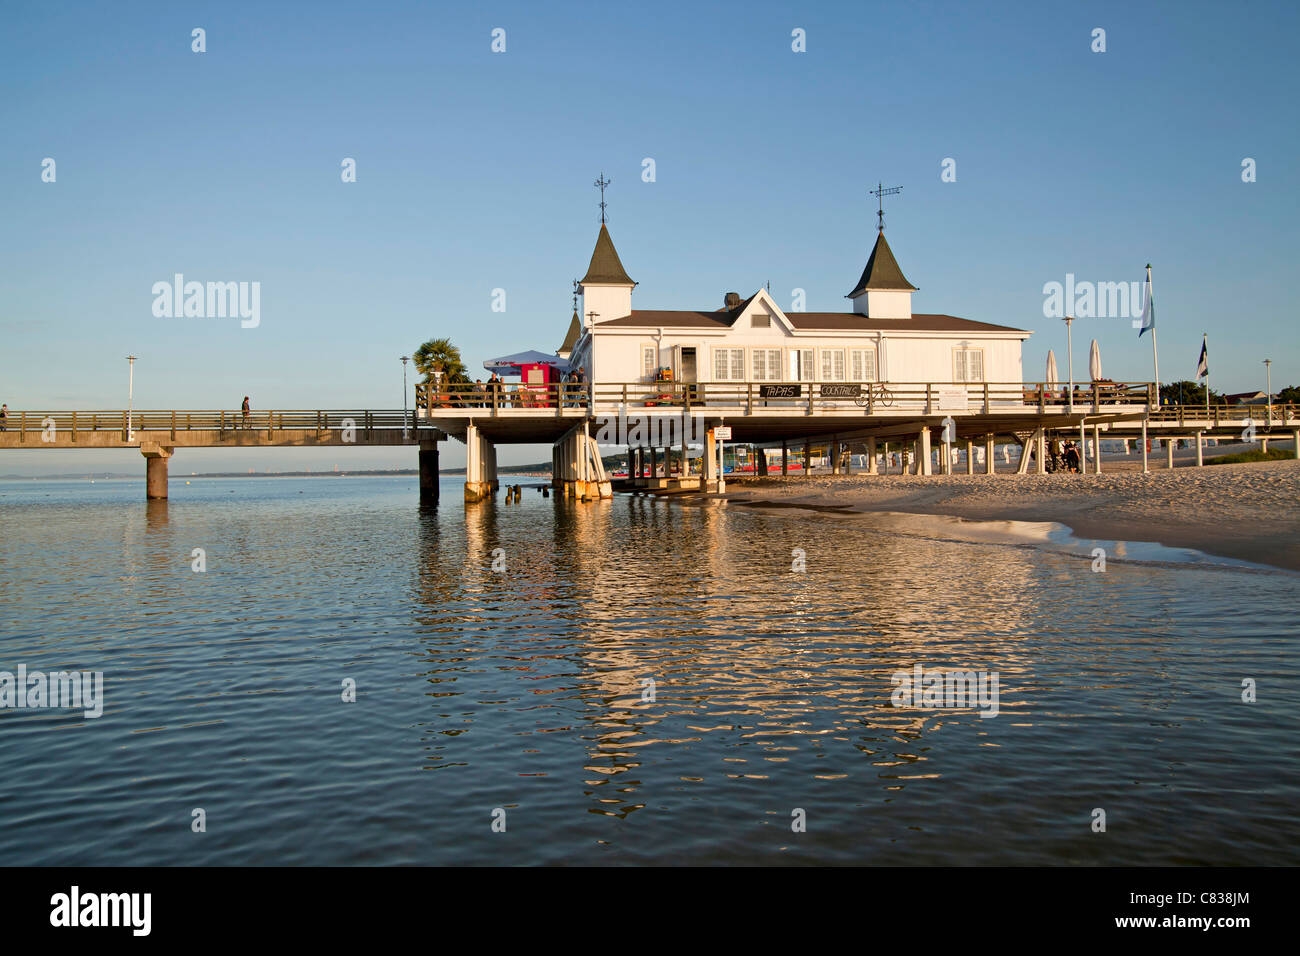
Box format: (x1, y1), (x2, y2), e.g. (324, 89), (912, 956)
(2, 381), (1295, 499)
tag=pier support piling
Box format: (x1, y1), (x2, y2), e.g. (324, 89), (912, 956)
(419, 440), (440, 499)
(140, 443), (173, 500)
(867, 437), (878, 475)
(919, 427), (933, 476)
(464, 423), (493, 502)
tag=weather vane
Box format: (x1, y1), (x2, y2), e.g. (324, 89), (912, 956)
(572, 278), (579, 310)
(594, 172), (611, 224)
(870, 182), (902, 232)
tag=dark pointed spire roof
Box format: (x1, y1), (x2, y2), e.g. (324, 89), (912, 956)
(846, 231), (917, 298)
(558, 308), (581, 354)
(579, 224), (635, 286)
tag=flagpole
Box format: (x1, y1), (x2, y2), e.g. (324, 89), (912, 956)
(1146, 264), (1160, 405)
(1203, 333), (1209, 416)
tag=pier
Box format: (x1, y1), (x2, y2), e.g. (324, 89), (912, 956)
(4, 385), (1296, 499)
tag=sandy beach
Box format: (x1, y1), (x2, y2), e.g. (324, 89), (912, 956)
(720, 459), (1300, 572)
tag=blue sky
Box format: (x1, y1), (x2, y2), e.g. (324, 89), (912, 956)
(2, 0), (1297, 474)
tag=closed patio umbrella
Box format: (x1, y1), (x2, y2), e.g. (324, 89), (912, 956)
(1046, 350), (1058, 386)
(1089, 339), (1103, 381)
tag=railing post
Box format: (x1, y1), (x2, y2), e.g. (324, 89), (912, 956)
(21, 410), (27, 442)
(746, 383), (753, 415)
(926, 383), (933, 415)
(122, 410), (128, 441)
(171, 410), (176, 440)
(983, 382), (990, 414)
(71, 411), (77, 442)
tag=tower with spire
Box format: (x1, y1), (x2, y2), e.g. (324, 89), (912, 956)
(847, 184), (917, 318)
(577, 173), (636, 325)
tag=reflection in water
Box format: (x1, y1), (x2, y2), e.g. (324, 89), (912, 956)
(0, 476), (1296, 865)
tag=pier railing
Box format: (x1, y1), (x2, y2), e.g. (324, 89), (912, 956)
(1144, 403), (1297, 427)
(0, 409), (419, 441)
(415, 380), (1156, 416)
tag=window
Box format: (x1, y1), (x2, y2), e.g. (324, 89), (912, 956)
(643, 346), (657, 381)
(820, 348), (845, 381)
(850, 348), (878, 382)
(791, 349), (814, 381)
(953, 348), (985, 383)
(714, 347), (745, 381)
(752, 348), (782, 381)
(751, 313), (771, 328)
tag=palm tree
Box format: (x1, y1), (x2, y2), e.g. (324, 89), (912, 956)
(413, 338), (469, 384)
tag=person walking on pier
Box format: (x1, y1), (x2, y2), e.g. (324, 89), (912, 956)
(571, 365), (588, 407)
(241, 396), (251, 429)
(0, 403), (7, 431)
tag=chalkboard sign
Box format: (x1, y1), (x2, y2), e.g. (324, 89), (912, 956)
(758, 384), (802, 398)
(820, 384), (861, 398)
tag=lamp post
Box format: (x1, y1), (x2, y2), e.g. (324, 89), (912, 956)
(1264, 359), (1273, 426)
(1062, 316), (1075, 412)
(126, 355), (137, 441)
(400, 356), (410, 439)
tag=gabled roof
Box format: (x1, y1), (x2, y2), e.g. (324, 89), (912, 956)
(579, 224), (635, 286)
(847, 232), (918, 297)
(596, 310), (1027, 334)
(558, 309), (581, 354)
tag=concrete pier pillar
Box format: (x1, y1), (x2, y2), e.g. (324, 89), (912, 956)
(485, 441), (498, 493)
(1036, 429), (1047, 474)
(985, 435), (995, 475)
(867, 437), (878, 475)
(702, 428), (718, 491)
(919, 427), (932, 476)
(464, 423), (491, 502)
(781, 441), (789, 476)
(1195, 430), (1204, 467)
(141, 443), (173, 500)
(831, 438), (840, 475)
(804, 440), (811, 478)
(1293, 429), (1300, 460)
(1166, 439), (1175, 470)
(419, 440), (440, 499)
(1092, 424), (1103, 473)
(965, 440), (974, 475)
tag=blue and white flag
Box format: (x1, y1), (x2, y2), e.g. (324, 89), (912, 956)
(1138, 274), (1155, 337)
(1196, 338), (1208, 379)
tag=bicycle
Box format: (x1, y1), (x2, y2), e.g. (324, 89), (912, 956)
(854, 383), (895, 412)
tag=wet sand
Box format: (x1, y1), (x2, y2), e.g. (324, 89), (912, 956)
(719, 459), (1300, 572)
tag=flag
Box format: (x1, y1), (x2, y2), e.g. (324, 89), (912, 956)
(1138, 274), (1155, 337)
(1196, 338), (1208, 379)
